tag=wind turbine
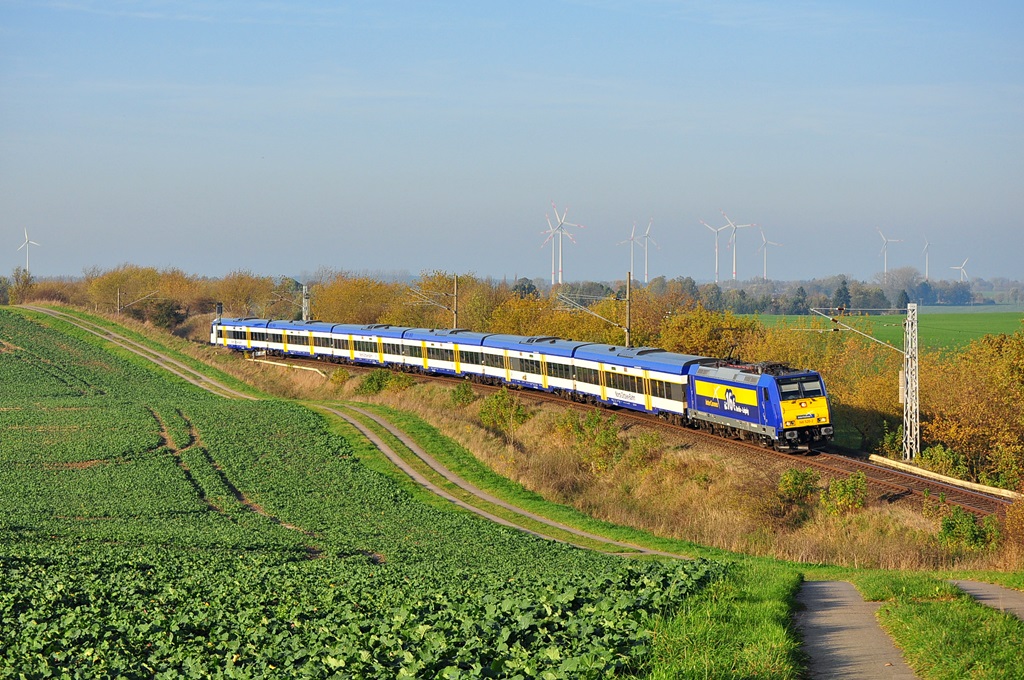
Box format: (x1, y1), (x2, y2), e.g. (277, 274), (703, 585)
(721, 211), (756, 281)
(639, 219), (657, 284)
(757, 227), (782, 281)
(618, 222), (641, 284)
(951, 258), (969, 282)
(922, 237), (931, 281)
(699, 218), (730, 283)
(877, 228), (902, 283)
(543, 202), (583, 285)
(17, 229), (41, 277)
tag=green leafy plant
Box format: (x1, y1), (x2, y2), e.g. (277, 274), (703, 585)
(819, 471), (867, 515)
(938, 506), (1001, 553)
(478, 387), (531, 446)
(449, 380), (475, 407)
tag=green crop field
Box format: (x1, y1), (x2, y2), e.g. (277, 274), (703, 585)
(0, 309), (727, 677)
(751, 310), (1023, 352)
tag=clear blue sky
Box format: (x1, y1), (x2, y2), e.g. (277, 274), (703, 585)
(2, 1), (1022, 284)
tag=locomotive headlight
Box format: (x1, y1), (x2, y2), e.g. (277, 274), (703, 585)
(785, 420), (795, 427)
(817, 417), (827, 423)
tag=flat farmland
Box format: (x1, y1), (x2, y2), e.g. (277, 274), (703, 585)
(0, 309), (726, 677)
(752, 310), (1023, 351)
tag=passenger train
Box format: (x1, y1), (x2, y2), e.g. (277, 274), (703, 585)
(211, 317), (833, 451)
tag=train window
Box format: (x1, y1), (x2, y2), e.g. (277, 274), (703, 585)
(547, 361), (572, 380)
(427, 347), (455, 362)
(252, 332), (266, 342)
(460, 350), (481, 366)
(575, 367), (599, 385)
(801, 380), (824, 397)
(669, 383), (684, 402)
(383, 342), (402, 356)
(334, 337), (350, 351)
(482, 353), (505, 368)
(405, 344), (422, 358)
(268, 333), (283, 344)
(355, 340), (377, 353)
(650, 380), (666, 399)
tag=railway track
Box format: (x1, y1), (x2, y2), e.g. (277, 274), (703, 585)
(254, 352), (1014, 518)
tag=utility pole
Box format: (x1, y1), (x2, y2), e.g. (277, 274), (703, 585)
(301, 285), (310, 322)
(902, 303), (920, 461)
(625, 273), (631, 349)
(811, 304), (920, 460)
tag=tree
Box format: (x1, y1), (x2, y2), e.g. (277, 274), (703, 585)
(8, 267), (33, 305)
(832, 278), (851, 309)
(659, 304), (762, 358)
(479, 387), (531, 447)
(895, 290), (910, 310)
(511, 277), (538, 298)
(698, 283), (723, 312)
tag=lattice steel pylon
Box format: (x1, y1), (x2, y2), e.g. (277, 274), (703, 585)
(902, 303), (920, 460)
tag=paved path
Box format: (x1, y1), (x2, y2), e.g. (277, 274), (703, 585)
(795, 581), (917, 679)
(951, 580), (1024, 620)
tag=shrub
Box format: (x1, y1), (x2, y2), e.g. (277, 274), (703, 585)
(876, 421), (903, 459)
(819, 471), (867, 515)
(627, 431), (664, 466)
(778, 468), (820, 505)
(918, 443), (970, 480)
(479, 387), (531, 446)
(938, 506), (1001, 553)
(1003, 497), (1024, 548)
(450, 381), (475, 407)
(329, 368), (350, 386)
(555, 409), (626, 474)
(354, 369), (412, 395)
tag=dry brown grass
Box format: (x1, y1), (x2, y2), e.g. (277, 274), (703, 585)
(339, 378), (1019, 570)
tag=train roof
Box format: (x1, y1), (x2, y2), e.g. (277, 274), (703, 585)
(402, 328), (491, 346)
(482, 334), (593, 357)
(695, 360), (821, 379)
(217, 317), (271, 328)
(265, 319), (345, 333)
(573, 344), (714, 375)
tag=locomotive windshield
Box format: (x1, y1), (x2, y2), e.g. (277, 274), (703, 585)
(777, 376), (824, 399)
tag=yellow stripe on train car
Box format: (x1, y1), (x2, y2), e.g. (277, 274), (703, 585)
(644, 371), (652, 411)
(693, 379), (758, 406)
(599, 364), (607, 401)
(541, 356), (548, 390)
